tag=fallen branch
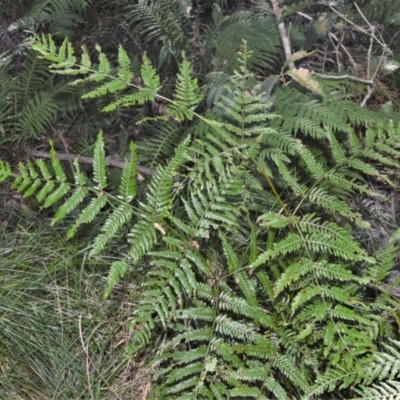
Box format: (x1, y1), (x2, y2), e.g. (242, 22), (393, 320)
(269, 0), (295, 70)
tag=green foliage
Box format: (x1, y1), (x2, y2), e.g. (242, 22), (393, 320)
(204, 6), (281, 74)
(3, 29), (400, 400)
(126, 0), (193, 69)
(0, 50), (80, 143)
(23, 0), (90, 39)
(347, 0), (400, 29)
(0, 223), (139, 399)
(0, 131), (137, 257)
(31, 34), (202, 121)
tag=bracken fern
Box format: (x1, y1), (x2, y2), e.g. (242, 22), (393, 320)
(1, 36), (400, 399)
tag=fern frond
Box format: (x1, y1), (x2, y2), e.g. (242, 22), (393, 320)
(352, 380), (400, 400)
(92, 131), (107, 190)
(32, 34), (203, 123)
(103, 260), (128, 299)
(102, 54), (161, 112)
(220, 232), (258, 307)
(66, 195), (108, 238)
(205, 8), (280, 73)
(0, 160), (13, 183)
(304, 365), (361, 398)
(274, 259), (368, 297)
(221, 293), (276, 330)
(128, 136), (190, 262)
(90, 204), (134, 256)
(118, 142), (138, 202)
(182, 179), (240, 238)
(127, 0), (192, 68)
(7, 31), (400, 400)
(166, 56), (203, 121)
(137, 120), (185, 165)
(308, 339), (400, 398)
(16, 92), (59, 136)
(32, 34), (77, 69)
(364, 340), (400, 384)
(14, 51), (52, 95)
(25, 0), (89, 38)
(52, 159), (87, 224)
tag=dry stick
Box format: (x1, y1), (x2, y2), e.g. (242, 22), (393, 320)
(338, 39), (359, 74)
(269, 0), (295, 71)
(320, 3), (387, 101)
(30, 150), (157, 181)
(313, 73), (373, 85)
(328, 32), (342, 72)
(52, 128), (74, 172)
(327, 2), (385, 47)
(353, 2), (387, 107)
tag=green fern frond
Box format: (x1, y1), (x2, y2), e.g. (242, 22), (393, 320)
(92, 131), (107, 190)
(219, 291), (275, 329)
(35, 160), (56, 202)
(220, 232), (258, 307)
(25, 0), (89, 38)
(9, 142), (70, 208)
(274, 259), (368, 297)
(32, 34), (202, 122)
(364, 340), (400, 384)
(52, 160), (87, 224)
(16, 92), (59, 136)
(6, 30), (400, 400)
(368, 229), (400, 284)
(166, 56), (203, 121)
(102, 54), (161, 112)
(307, 187), (363, 223)
(182, 180), (240, 238)
(32, 34), (77, 69)
(205, 8), (280, 73)
(291, 286), (352, 313)
(127, 220), (158, 264)
(304, 365), (361, 398)
(128, 136), (190, 262)
(15, 51), (52, 95)
(137, 120), (185, 166)
(118, 142), (138, 202)
(250, 226), (370, 271)
(308, 339), (400, 398)
(66, 195), (108, 238)
(0, 160), (13, 183)
(352, 380), (400, 400)
(90, 203), (134, 256)
(103, 260), (128, 299)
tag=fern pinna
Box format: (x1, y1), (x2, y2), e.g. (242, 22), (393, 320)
(1, 35), (400, 399)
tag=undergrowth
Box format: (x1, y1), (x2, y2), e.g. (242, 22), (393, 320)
(0, 217), (143, 399)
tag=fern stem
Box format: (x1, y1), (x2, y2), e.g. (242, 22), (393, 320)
(250, 157), (290, 216)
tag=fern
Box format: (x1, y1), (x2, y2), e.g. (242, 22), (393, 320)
(31, 34), (202, 122)
(0, 131), (139, 255)
(126, 0), (193, 69)
(126, 45), (400, 398)
(166, 56), (203, 121)
(0, 49), (81, 142)
(136, 120), (186, 166)
(204, 7), (281, 74)
(3, 33), (400, 400)
(24, 0), (90, 39)
(128, 135), (190, 264)
(307, 340), (400, 399)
